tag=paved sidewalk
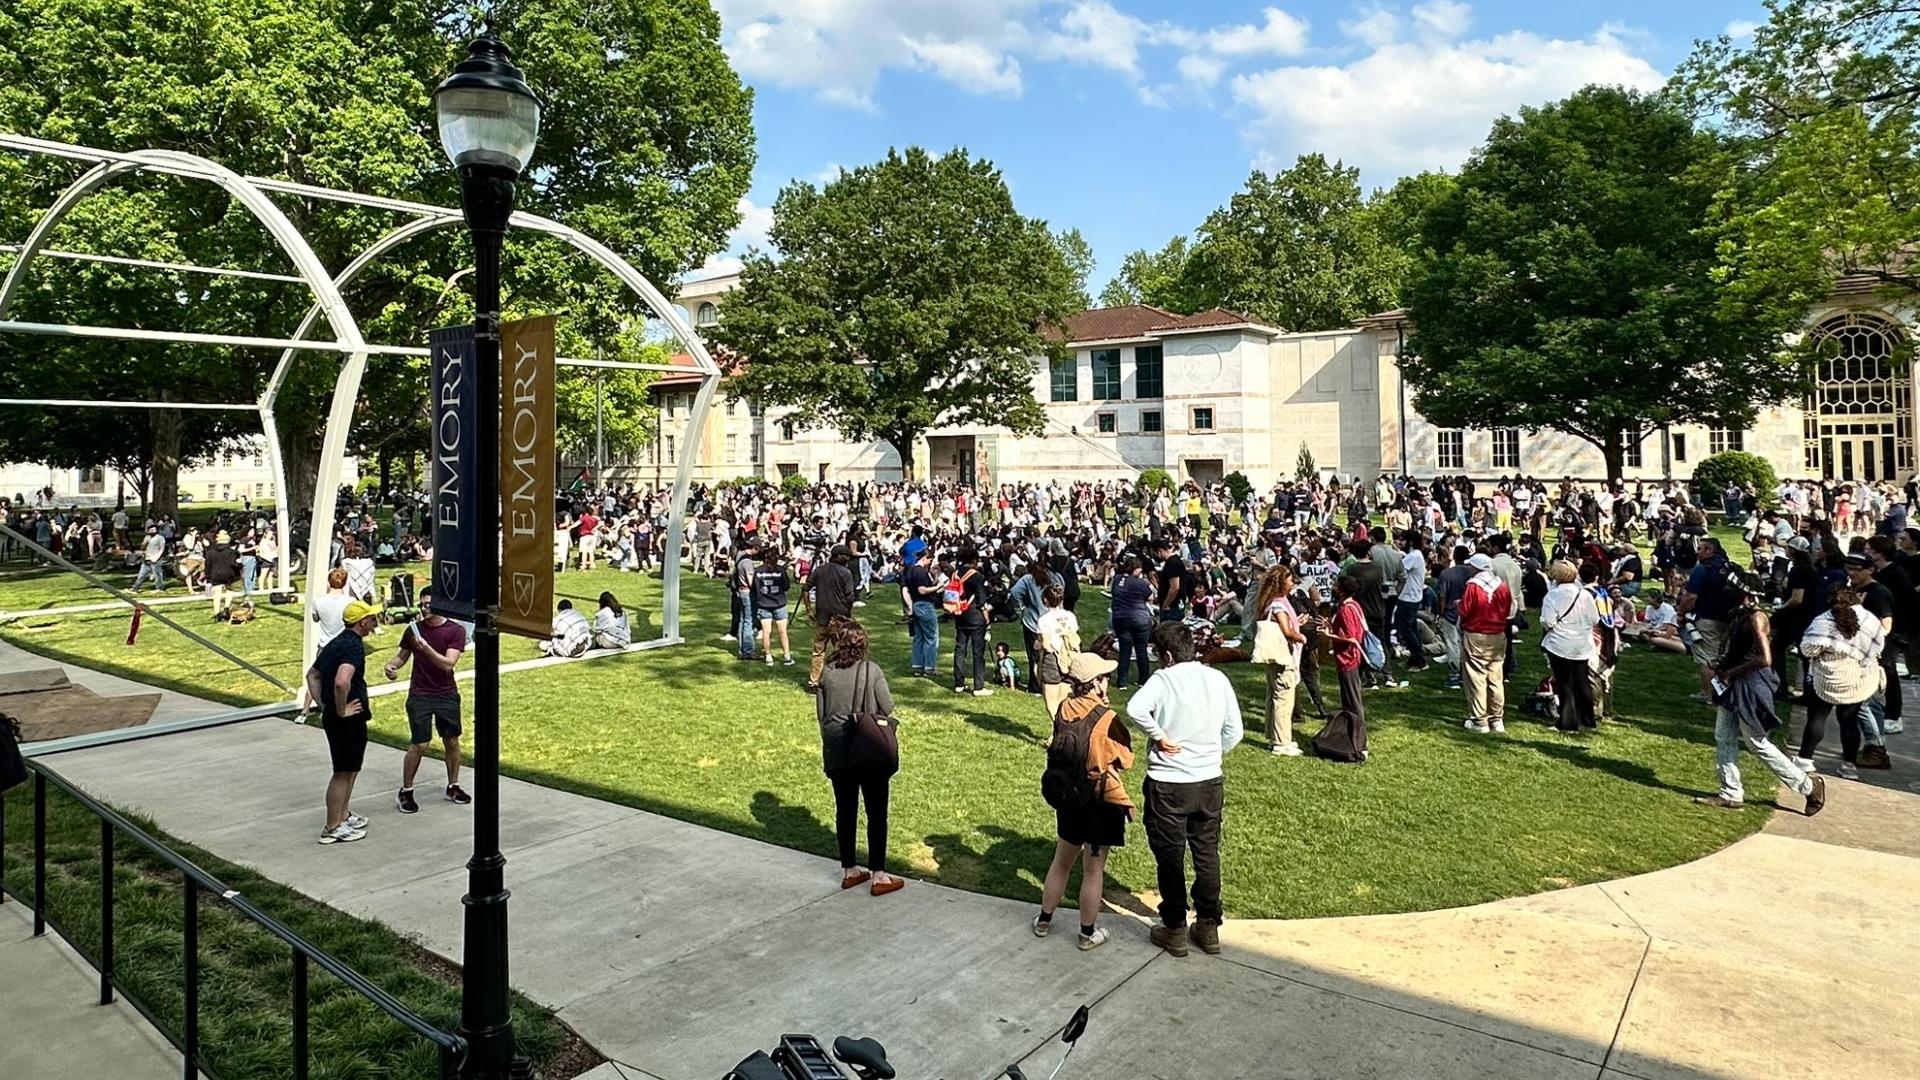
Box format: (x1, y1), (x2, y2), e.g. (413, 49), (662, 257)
(0, 636), (229, 728)
(0, 902), (196, 1080)
(28, 714), (1920, 1080)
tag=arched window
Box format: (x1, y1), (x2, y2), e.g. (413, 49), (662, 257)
(1805, 312), (1911, 480)
(696, 302), (718, 327)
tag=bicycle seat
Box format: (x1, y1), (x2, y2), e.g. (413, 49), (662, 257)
(833, 1036), (896, 1079)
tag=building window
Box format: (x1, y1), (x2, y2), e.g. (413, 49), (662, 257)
(222, 452), (234, 467)
(1096, 412), (1116, 434)
(1091, 348), (1121, 400)
(1436, 430), (1464, 470)
(726, 434), (737, 463)
(1491, 428), (1520, 470)
(206, 484), (216, 499)
(751, 434), (762, 462)
(781, 419), (795, 441)
(253, 482), (263, 497)
(253, 453), (263, 468)
(696, 302), (718, 327)
(665, 436), (676, 463)
(1709, 427), (1744, 455)
(1191, 407), (1214, 431)
(747, 398), (760, 416)
(1622, 431), (1644, 469)
(726, 399), (736, 416)
(1050, 356), (1076, 402)
(1672, 433), (1687, 462)
(1141, 410), (1162, 434)
(1135, 345), (1163, 399)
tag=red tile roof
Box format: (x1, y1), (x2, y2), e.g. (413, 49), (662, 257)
(1054, 304), (1180, 344)
(1147, 308), (1284, 334)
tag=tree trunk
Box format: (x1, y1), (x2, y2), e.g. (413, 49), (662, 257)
(379, 451), (392, 497)
(889, 432), (918, 483)
(149, 401), (181, 517)
(1600, 429), (1625, 483)
(284, 431), (322, 529)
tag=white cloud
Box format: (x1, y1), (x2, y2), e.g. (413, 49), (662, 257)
(904, 37), (1024, 94)
(1040, 0), (1148, 76)
(1411, 1), (1471, 39)
(1200, 7), (1310, 57)
(1230, 26), (1666, 181)
(1178, 53), (1227, 87)
(1725, 19), (1760, 40)
(1340, 8), (1401, 48)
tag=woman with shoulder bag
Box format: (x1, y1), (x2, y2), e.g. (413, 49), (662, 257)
(815, 620), (905, 896)
(1540, 560), (1600, 732)
(1032, 651), (1133, 951)
(1796, 587), (1884, 780)
(1252, 564), (1307, 757)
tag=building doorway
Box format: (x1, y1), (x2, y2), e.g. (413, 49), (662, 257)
(1185, 458), (1225, 485)
(1805, 313), (1912, 483)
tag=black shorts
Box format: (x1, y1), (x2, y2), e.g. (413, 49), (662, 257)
(1056, 801), (1128, 854)
(405, 694), (462, 744)
(322, 718), (368, 774)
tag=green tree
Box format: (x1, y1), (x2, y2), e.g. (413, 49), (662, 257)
(1675, 1), (1919, 302)
(1053, 227), (1096, 310)
(713, 148), (1077, 478)
(1099, 235), (1198, 311)
(1359, 172), (1456, 307)
(0, 0), (754, 513)
(1295, 441), (1317, 481)
(1401, 87), (1819, 480)
(1178, 155), (1402, 331)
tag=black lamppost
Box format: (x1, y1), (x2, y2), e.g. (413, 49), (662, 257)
(433, 30), (541, 1080)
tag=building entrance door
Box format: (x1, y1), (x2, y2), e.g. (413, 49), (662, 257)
(1806, 314), (1912, 483)
(957, 446), (976, 488)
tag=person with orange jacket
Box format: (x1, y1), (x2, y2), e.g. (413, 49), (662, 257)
(1458, 553), (1514, 733)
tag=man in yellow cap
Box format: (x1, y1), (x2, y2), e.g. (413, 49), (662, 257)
(306, 599), (382, 844)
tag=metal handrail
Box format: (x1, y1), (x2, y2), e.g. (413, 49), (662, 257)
(0, 757), (466, 1080)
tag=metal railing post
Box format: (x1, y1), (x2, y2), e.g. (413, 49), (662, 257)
(99, 818), (114, 1004)
(293, 948), (309, 1080)
(183, 875), (199, 1080)
(1, 778), (8, 906)
(32, 772), (45, 936)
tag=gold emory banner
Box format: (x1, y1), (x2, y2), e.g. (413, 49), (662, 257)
(498, 315), (556, 640)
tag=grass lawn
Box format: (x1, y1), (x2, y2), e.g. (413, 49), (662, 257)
(1, 781), (590, 1080)
(0, 530), (1780, 921)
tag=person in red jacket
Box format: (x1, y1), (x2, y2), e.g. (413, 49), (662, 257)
(1458, 553), (1514, 733)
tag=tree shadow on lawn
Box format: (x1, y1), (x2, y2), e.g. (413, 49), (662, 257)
(1521, 733), (1720, 801)
(961, 710), (1044, 746)
(924, 824), (1059, 904)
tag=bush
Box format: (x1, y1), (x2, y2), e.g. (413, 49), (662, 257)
(1223, 470), (1253, 505)
(780, 472), (810, 498)
(1692, 451), (1778, 510)
(1138, 467), (1174, 493)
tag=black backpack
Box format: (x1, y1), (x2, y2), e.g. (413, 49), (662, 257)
(1040, 706), (1105, 811)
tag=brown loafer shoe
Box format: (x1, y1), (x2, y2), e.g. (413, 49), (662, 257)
(1860, 745), (1893, 770)
(1804, 776), (1827, 817)
(870, 876), (905, 897)
(1190, 919), (1222, 955)
(841, 869), (871, 890)
(1150, 924), (1189, 957)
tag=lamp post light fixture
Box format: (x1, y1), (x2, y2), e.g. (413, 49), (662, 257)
(433, 28), (540, 1080)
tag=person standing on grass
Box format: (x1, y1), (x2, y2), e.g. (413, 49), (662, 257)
(731, 541), (758, 660)
(383, 590), (469, 814)
(308, 599), (381, 845)
(1036, 585), (1080, 719)
(815, 621), (905, 897)
(947, 547), (993, 696)
(1338, 538), (1397, 689)
(1252, 564), (1306, 757)
(1457, 554), (1511, 734)
(754, 547), (795, 668)
(1395, 530), (1430, 674)
(1697, 571), (1827, 816)
(1127, 621), (1243, 958)
(1010, 560), (1064, 693)
(1033, 651), (1133, 952)
(805, 545), (857, 693)
(311, 568), (352, 644)
(1678, 537), (1739, 702)
(1109, 556), (1156, 691)
(203, 530), (240, 621)
(132, 524), (169, 592)
(901, 540), (942, 677)
(1541, 560), (1600, 733)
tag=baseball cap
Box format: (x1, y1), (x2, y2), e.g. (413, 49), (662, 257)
(1466, 554), (1493, 572)
(342, 600), (383, 625)
(1844, 553), (1872, 570)
(1787, 535), (1811, 552)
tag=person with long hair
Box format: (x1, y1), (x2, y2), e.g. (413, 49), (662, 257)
(1031, 651), (1133, 951)
(591, 591), (630, 650)
(815, 621), (904, 896)
(1540, 560), (1599, 732)
(1797, 586), (1884, 780)
(1698, 572), (1826, 815)
(1253, 564), (1307, 756)
(1035, 584), (1080, 718)
(1319, 575), (1371, 742)
(1010, 558), (1065, 693)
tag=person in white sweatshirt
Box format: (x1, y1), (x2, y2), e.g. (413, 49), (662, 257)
(1125, 620), (1243, 959)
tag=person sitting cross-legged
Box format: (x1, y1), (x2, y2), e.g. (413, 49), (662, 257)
(539, 598), (592, 658)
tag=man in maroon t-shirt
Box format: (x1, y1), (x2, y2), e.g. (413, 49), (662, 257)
(383, 588), (470, 814)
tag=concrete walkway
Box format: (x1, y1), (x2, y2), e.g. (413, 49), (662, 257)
(0, 902), (196, 1080)
(0, 636), (229, 728)
(24, 712), (1918, 1080)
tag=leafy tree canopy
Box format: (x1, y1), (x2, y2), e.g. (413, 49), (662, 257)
(1400, 86), (1822, 479)
(712, 147), (1079, 476)
(1098, 235), (1198, 312)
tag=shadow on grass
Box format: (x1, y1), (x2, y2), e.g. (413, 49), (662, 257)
(961, 710), (1044, 746)
(1524, 736), (1719, 801)
(924, 825), (1058, 904)
(749, 790), (838, 859)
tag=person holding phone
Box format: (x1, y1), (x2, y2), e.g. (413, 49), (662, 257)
(383, 589), (470, 815)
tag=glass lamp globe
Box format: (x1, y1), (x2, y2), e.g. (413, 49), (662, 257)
(434, 33), (542, 174)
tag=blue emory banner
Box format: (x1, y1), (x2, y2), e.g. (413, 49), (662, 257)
(429, 324), (478, 622)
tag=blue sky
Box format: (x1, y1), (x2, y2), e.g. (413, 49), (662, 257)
(693, 1), (1770, 294)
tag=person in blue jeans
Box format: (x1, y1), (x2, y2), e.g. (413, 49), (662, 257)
(731, 543), (759, 659)
(901, 544), (941, 676)
(1109, 555), (1156, 689)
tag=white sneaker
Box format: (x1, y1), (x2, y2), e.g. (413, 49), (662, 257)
(318, 824), (366, 845)
(972, 688), (994, 697)
(721, 634), (737, 642)
(1793, 757), (1816, 774)
(1077, 926), (1111, 951)
(1884, 719), (1905, 734)
(784, 654), (796, 666)
(1269, 742), (1304, 756)
(1839, 762), (1861, 780)
(1463, 720), (1489, 733)
(765, 654), (775, 667)
(344, 813), (368, 830)
(1031, 914), (1051, 939)
(1490, 721), (1506, 734)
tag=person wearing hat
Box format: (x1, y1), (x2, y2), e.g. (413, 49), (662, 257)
(382, 588), (470, 815)
(1608, 542), (1644, 598)
(1033, 650), (1133, 951)
(203, 529), (241, 621)
(1457, 553), (1512, 733)
(307, 599), (383, 844)
(132, 523), (170, 593)
(805, 544), (858, 693)
(1697, 570), (1827, 816)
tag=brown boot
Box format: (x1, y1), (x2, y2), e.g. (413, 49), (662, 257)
(1190, 919), (1222, 955)
(1860, 745), (1893, 770)
(1150, 924), (1189, 957)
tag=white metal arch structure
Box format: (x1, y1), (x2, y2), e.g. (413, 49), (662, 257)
(0, 133), (720, 683)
